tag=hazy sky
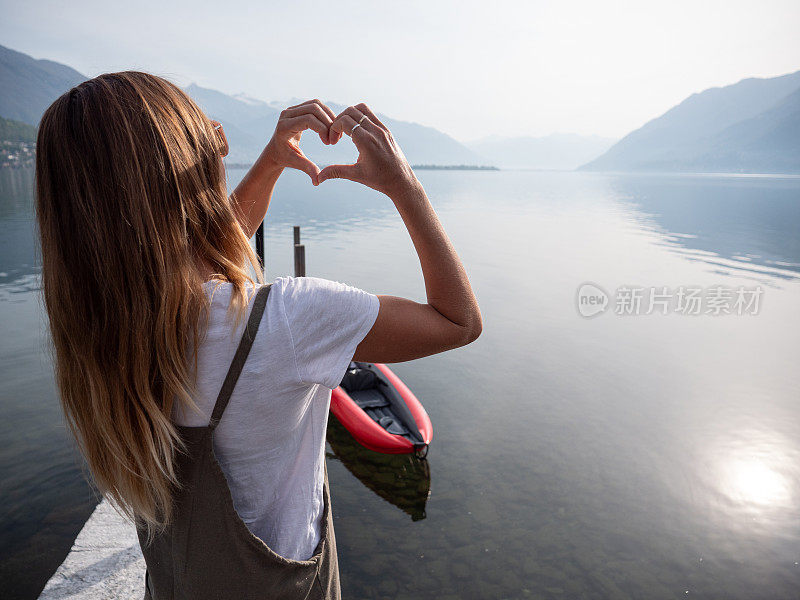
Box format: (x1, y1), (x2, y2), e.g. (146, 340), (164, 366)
(2, 0), (799, 141)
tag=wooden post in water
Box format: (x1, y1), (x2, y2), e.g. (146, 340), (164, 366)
(255, 221), (265, 267)
(293, 226), (306, 277)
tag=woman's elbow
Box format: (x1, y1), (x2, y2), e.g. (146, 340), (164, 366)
(467, 319), (483, 344)
(460, 311), (483, 346)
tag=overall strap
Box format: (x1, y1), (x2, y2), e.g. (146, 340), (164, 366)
(208, 284), (272, 430)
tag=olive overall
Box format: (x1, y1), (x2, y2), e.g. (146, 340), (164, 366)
(136, 285), (341, 599)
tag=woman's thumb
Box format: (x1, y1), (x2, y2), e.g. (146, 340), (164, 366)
(289, 154), (321, 186)
(318, 164), (360, 184)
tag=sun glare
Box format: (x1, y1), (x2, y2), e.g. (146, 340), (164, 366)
(724, 459), (792, 507)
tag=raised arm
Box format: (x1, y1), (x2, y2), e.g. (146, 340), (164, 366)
(319, 104), (482, 363)
(230, 100), (336, 238)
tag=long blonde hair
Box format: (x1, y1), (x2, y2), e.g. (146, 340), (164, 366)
(35, 71), (262, 538)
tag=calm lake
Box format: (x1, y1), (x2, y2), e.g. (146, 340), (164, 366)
(1, 166), (799, 599)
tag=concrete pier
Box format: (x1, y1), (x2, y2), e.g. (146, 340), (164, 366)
(38, 499), (145, 599)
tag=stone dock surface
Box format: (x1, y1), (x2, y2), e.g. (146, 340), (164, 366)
(39, 499), (145, 599)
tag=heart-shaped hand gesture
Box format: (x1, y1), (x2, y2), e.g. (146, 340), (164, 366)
(262, 99), (336, 186)
(261, 100), (419, 199)
(318, 104), (418, 198)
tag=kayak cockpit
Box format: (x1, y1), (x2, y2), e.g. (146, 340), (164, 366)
(340, 362), (425, 447)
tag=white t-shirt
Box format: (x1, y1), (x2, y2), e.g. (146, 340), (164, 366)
(172, 276), (380, 560)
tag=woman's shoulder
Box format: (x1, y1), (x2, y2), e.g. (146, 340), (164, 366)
(273, 275), (378, 309)
(272, 275), (367, 297)
(203, 276), (376, 317)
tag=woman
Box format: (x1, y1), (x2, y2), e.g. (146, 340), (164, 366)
(36, 72), (481, 599)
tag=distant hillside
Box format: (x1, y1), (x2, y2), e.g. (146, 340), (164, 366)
(581, 70), (800, 173)
(0, 44), (86, 126)
(186, 86), (485, 166)
(467, 134), (616, 170)
(695, 87), (800, 173)
(0, 116), (37, 143)
(0, 44), (486, 167)
(183, 83), (278, 164)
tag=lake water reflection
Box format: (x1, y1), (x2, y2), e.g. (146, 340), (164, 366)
(1, 166), (798, 598)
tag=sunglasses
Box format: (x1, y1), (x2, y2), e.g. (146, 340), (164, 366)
(210, 120), (229, 158)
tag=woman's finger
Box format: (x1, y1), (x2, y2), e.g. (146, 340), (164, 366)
(287, 152), (321, 186)
(318, 163), (361, 184)
(281, 103), (333, 125)
(284, 99), (336, 143)
(279, 114), (330, 142)
(287, 99), (337, 122)
(330, 114), (372, 146)
(286, 98), (323, 110)
(281, 104), (333, 143)
(340, 107), (381, 134)
(354, 103), (388, 131)
(316, 101), (337, 123)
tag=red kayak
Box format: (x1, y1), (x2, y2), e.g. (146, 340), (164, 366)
(331, 362), (432, 457)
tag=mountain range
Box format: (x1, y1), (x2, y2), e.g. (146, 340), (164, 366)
(0, 44), (614, 169)
(581, 70), (800, 173)
(2, 43), (799, 173)
(184, 83), (485, 166)
(0, 45), (85, 125)
(0, 116), (37, 143)
(0, 44), (492, 167)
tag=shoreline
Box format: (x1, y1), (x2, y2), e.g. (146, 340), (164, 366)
(220, 162), (800, 177)
(223, 162), (500, 171)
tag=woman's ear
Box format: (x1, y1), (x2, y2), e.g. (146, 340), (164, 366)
(210, 120), (229, 157)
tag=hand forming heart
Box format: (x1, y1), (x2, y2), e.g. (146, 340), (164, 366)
(262, 99), (419, 198)
(261, 99), (335, 186)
